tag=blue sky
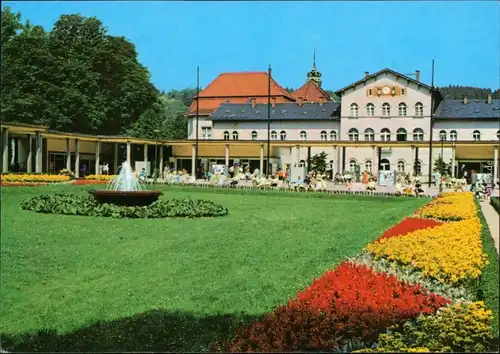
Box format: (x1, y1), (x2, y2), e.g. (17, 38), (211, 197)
(4, 1), (500, 92)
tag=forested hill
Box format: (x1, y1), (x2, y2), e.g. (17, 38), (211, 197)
(438, 85), (500, 99)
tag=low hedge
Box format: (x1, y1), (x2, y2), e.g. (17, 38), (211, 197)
(491, 197), (499, 214)
(21, 193), (228, 219)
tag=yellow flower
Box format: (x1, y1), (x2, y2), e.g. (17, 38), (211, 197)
(0, 173), (70, 183)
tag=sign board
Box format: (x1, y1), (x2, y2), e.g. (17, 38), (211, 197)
(290, 166), (306, 183)
(378, 170), (396, 186)
(135, 161), (151, 176)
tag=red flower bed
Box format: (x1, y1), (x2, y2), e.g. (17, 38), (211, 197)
(72, 180), (108, 185)
(375, 217), (443, 242)
(214, 262), (449, 352)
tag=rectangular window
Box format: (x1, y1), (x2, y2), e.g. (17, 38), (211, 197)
(401, 88), (405, 96)
(201, 127), (212, 139)
(367, 89), (372, 96)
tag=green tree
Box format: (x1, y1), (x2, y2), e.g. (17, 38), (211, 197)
(308, 151), (328, 173)
(433, 156), (451, 176)
(128, 95), (187, 139)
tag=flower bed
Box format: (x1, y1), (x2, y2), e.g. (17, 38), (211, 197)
(0, 173), (70, 183)
(215, 262), (449, 352)
(84, 174), (115, 180)
(72, 179), (108, 185)
(212, 191), (496, 352)
(0, 181), (48, 187)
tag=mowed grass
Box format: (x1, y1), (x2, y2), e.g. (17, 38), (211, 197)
(0, 185), (429, 351)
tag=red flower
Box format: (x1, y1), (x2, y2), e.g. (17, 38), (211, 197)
(216, 262), (449, 352)
(375, 217), (443, 242)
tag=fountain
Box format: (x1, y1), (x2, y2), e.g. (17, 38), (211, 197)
(89, 161), (163, 206)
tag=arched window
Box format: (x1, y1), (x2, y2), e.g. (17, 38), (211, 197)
(329, 160), (334, 170)
(439, 130), (447, 141)
(299, 160), (306, 167)
(366, 103), (375, 116)
(232, 131), (239, 140)
(330, 130), (337, 141)
(396, 128), (407, 142)
(251, 131), (258, 140)
(415, 102), (423, 117)
(382, 103), (391, 117)
(349, 159), (357, 172)
(271, 131), (277, 140)
(300, 131), (307, 140)
(380, 128), (391, 142)
(397, 160), (405, 173)
(320, 130), (327, 141)
(414, 160), (422, 175)
(364, 128), (374, 141)
(365, 159), (372, 173)
(398, 102), (407, 116)
(380, 158), (391, 171)
(223, 131), (230, 140)
(497, 130), (500, 140)
(348, 128), (359, 141)
(413, 128), (424, 141)
(280, 130), (287, 141)
(473, 130), (481, 141)
(350, 103), (359, 117)
(450, 130), (457, 141)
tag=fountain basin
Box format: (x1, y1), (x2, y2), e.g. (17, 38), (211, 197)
(89, 190), (163, 206)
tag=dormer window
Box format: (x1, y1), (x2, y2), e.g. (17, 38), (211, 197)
(232, 131), (239, 140)
(320, 131), (327, 141)
(251, 131), (258, 140)
(271, 131), (277, 140)
(473, 130), (481, 141)
(223, 131), (230, 140)
(300, 131), (307, 140)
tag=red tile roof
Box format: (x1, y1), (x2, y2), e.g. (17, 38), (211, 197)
(291, 80), (332, 103)
(187, 72), (295, 115)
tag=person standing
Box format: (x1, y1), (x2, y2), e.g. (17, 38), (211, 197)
(102, 163), (109, 175)
(81, 163), (87, 178)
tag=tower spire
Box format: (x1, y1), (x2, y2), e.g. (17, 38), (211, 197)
(306, 49), (322, 87)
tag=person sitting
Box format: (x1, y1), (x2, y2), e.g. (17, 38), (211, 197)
(414, 180), (424, 197)
(366, 178), (376, 192)
(475, 182), (485, 200)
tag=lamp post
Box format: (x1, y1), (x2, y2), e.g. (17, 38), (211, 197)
(153, 129), (160, 182)
(439, 136), (444, 192)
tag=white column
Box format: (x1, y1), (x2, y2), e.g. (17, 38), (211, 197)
(126, 141), (131, 163)
(191, 144), (196, 177)
(144, 143), (148, 162)
(35, 132), (42, 173)
(95, 141), (101, 175)
(295, 145), (300, 166)
(494, 147), (499, 187)
(159, 145), (164, 178)
(337, 146), (342, 174)
(74, 139), (80, 178)
(66, 138), (71, 171)
(113, 143), (119, 173)
(2, 128), (9, 173)
(451, 144), (456, 177)
(259, 144), (264, 175)
(372, 145), (377, 175)
(225, 144), (229, 168)
(332, 146), (337, 174)
(26, 134), (33, 173)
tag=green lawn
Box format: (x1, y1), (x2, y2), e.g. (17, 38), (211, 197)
(0, 185), (429, 352)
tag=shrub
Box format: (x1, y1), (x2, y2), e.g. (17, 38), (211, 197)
(358, 301), (493, 353)
(491, 197), (499, 214)
(84, 174), (115, 180)
(215, 262), (449, 352)
(21, 193), (228, 219)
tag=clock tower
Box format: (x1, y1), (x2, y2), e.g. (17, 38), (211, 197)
(306, 49), (322, 87)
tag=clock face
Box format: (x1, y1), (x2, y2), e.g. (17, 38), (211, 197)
(382, 86), (391, 95)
